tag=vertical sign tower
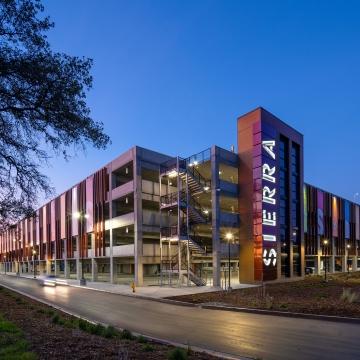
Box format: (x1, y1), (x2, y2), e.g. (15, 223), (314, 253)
(238, 108), (304, 283)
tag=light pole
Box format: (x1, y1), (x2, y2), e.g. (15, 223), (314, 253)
(225, 232), (233, 291)
(32, 249), (37, 279)
(346, 243), (351, 275)
(73, 211), (89, 286)
(323, 239), (329, 282)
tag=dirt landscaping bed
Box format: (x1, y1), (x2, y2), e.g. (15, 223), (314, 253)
(0, 286), (219, 360)
(167, 272), (360, 318)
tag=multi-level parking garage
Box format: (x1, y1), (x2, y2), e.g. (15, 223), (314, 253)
(1, 107), (359, 286)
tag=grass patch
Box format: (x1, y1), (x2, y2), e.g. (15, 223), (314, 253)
(0, 315), (37, 359)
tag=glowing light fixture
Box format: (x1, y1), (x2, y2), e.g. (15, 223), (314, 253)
(203, 186), (210, 191)
(168, 170), (178, 178)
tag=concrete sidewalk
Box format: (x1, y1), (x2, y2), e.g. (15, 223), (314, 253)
(3, 272), (255, 299)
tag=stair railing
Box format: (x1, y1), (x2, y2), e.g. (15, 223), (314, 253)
(187, 165), (211, 190)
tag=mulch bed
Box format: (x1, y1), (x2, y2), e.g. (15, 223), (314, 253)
(0, 286), (218, 359)
(168, 273), (360, 318)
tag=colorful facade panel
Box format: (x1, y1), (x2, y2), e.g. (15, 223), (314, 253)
(317, 190), (324, 236)
(332, 196), (339, 237)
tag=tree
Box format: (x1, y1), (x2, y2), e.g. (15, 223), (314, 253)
(0, 0), (110, 229)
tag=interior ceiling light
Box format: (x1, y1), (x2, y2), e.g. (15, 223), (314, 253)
(203, 186), (210, 191)
(168, 170), (178, 178)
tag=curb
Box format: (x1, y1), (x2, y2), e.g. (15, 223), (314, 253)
(200, 304), (360, 324)
(0, 281), (249, 360)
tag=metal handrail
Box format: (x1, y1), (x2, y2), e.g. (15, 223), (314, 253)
(160, 191), (178, 206)
(187, 165), (211, 189)
(185, 148), (211, 167)
(160, 157), (187, 175)
(179, 191), (211, 223)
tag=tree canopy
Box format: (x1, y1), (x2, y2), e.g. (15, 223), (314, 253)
(0, 0), (110, 229)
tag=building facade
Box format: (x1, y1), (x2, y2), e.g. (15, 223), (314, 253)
(0, 107), (359, 286)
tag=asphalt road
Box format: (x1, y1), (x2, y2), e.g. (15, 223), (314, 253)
(0, 275), (359, 360)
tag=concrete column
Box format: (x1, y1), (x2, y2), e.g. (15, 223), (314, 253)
(64, 234), (69, 278)
(76, 258), (81, 280)
(134, 148), (143, 286)
(46, 260), (51, 275)
(76, 235), (81, 280)
(316, 235), (321, 275)
(108, 162), (114, 284)
(328, 255), (335, 273)
(54, 260), (58, 277)
(352, 256), (358, 271)
(109, 228), (114, 284)
(92, 258), (98, 282)
(211, 146), (221, 287)
(315, 255), (321, 275)
(342, 255), (347, 272)
(64, 260), (70, 278)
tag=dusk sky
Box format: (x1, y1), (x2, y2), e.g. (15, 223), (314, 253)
(42, 0), (359, 203)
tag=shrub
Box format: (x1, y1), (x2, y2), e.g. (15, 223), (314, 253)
(168, 347), (188, 360)
(78, 318), (90, 332)
(90, 323), (106, 336)
(340, 288), (359, 303)
(142, 343), (154, 352)
(15, 297), (24, 305)
(51, 314), (64, 325)
(120, 329), (134, 340)
(264, 294), (274, 309)
(137, 335), (147, 343)
(104, 325), (119, 338)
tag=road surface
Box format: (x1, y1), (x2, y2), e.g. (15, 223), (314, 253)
(0, 275), (359, 360)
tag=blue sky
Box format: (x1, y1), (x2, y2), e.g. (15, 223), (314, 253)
(42, 0), (360, 203)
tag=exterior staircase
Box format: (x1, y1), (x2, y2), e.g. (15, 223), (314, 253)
(184, 271), (207, 286)
(160, 244), (207, 286)
(159, 150), (211, 287)
(179, 165), (210, 195)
